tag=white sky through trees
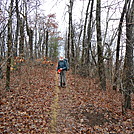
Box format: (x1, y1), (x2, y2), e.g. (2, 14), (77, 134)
(40, 0), (124, 33)
(0, 0), (125, 57)
(40, 0), (124, 56)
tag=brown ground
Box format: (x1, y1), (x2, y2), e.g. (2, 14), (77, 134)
(0, 63), (134, 133)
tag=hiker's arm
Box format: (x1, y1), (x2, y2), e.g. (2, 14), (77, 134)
(62, 62), (67, 70)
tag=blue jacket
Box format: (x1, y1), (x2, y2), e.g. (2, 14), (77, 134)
(57, 60), (67, 71)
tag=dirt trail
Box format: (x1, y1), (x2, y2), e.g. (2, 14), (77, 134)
(49, 72), (60, 133)
(49, 72), (75, 133)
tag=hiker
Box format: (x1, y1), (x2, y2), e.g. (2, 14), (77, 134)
(57, 56), (68, 87)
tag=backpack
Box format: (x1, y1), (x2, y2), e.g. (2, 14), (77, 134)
(64, 58), (69, 71)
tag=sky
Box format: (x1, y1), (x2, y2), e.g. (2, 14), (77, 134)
(40, 0), (124, 31)
(40, 0), (90, 56)
(39, 0), (125, 57)
(40, 0), (89, 33)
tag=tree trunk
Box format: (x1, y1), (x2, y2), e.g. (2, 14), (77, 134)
(14, 0), (20, 57)
(81, 0), (91, 64)
(96, 0), (106, 91)
(70, 0), (75, 70)
(34, 0), (38, 59)
(67, 0), (73, 64)
(113, 1), (128, 90)
(19, 17), (24, 57)
(42, 29), (46, 57)
(123, 0), (134, 111)
(45, 30), (48, 58)
(6, 0), (14, 91)
(25, 1), (33, 60)
(29, 28), (33, 60)
(86, 0), (94, 64)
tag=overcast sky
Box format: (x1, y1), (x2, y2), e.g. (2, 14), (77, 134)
(40, 0), (124, 34)
(40, 0), (89, 32)
(39, 0), (124, 56)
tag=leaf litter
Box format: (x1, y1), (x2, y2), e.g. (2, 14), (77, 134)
(0, 63), (134, 133)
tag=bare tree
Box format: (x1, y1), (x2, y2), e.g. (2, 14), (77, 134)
(123, 0), (134, 112)
(19, 17), (25, 57)
(45, 30), (49, 58)
(14, 0), (20, 57)
(113, 0), (128, 90)
(81, 0), (91, 65)
(86, 0), (95, 65)
(25, 0), (34, 60)
(6, 0), (14, 90)
(67, 0), (74, 65)
(96, 0), (106, 90)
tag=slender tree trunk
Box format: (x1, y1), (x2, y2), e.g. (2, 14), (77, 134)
(25, 1), (33, 60)
(6, 0), (14, 91)
(76, 26), (82, 63)
(86, 0), (94, 64)
(34, 0), (38, 59)
(123, 0), (134, 111)
(14, 0), (20, 57)
(96, 0), (106, 90)
(45, 30), (48, 58)
(19, 17), (24, 57)
(70, 0), (75, 70)
(29, 28), (33, 60)
(81, 0), (91, 64)
(65, 31), (68, 58)
(67, 0), (73, 64)
(113, 1), (128, 90)
(42, 28), (46, 57)
(38, 32), (42, 58)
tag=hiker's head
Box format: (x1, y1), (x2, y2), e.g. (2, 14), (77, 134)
(59, 56), (64, 61)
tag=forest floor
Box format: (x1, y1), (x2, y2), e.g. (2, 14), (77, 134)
(0, 62), (134, 134)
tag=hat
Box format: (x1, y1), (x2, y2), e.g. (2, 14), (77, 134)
(59, 56), (64, 60)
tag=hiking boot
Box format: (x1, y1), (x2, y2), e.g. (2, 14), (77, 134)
(62, 83), (66, 87)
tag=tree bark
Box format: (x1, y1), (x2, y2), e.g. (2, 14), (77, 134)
(123, 0), (134, 111)
(70, 0), (75, 69)
(96, 0), (106, 90)
(45, 30), (49, 58)
(34, 0), (38, 59)
(81, 0), (91, 65)
(19, 17), (24, 57)
(42, 28), (46, 57)
(86, 0), (94, 64)
(6, 0), (14, 91)
(29, 28), (33, 60)
(113, 0), (128, 90)
(14, 0), (20, 57)
(25, 1), (33, 60)
(67, 0), (74, 64)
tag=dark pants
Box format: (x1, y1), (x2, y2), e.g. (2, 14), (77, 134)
(60, 70), (66, 86)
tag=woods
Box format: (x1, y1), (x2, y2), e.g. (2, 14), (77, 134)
(0, 0), (133, 133)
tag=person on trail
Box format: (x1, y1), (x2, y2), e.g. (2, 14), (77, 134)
(57, 56), (68, 87)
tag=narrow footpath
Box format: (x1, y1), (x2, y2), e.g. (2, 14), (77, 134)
(49, 72), (60, 133)
(49, 72), (76, 133)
